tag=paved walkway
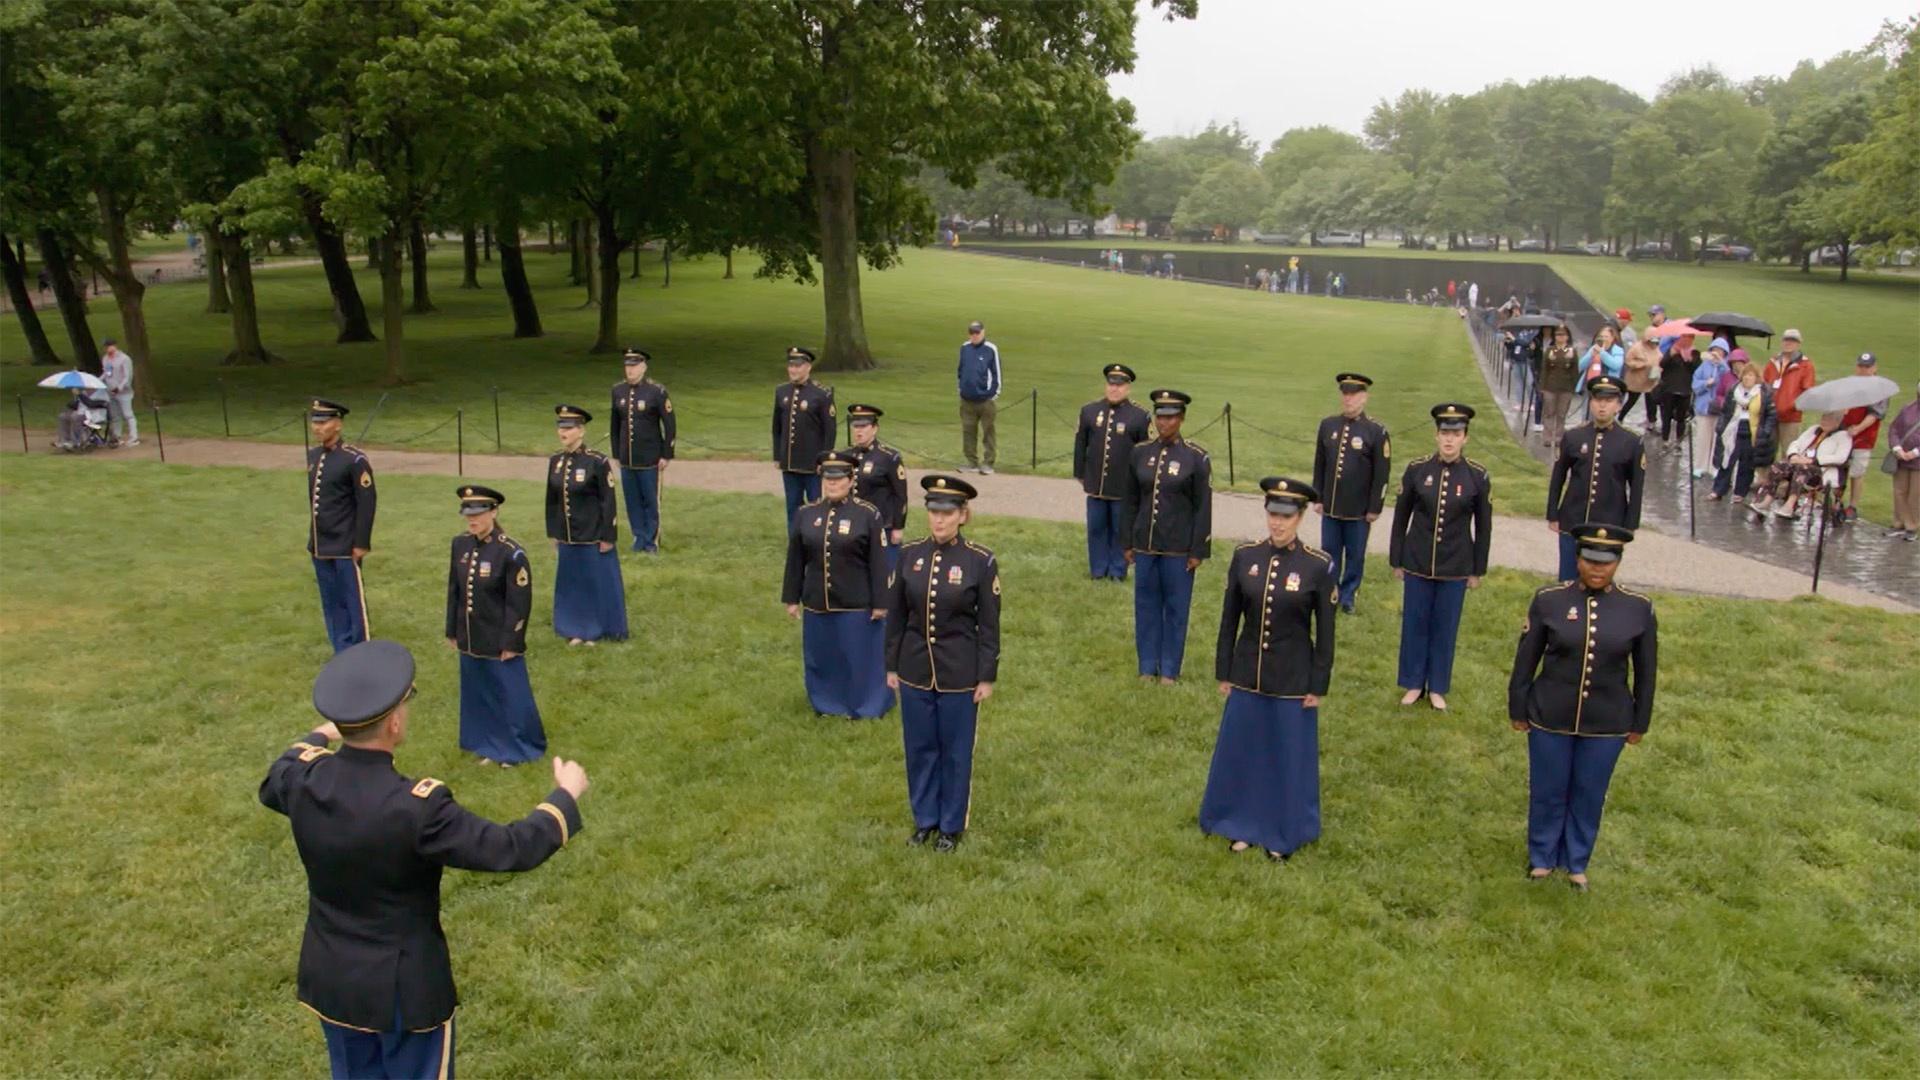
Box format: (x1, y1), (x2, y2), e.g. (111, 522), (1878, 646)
(6, 432), (1911, 614)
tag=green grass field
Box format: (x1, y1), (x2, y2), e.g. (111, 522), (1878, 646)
(1, 456), (1917, 1075)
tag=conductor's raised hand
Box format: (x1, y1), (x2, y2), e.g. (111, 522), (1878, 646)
(553, 757), (590, 800)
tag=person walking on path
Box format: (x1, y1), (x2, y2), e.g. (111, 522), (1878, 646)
(609, 347), (674, 553)
(100, 339), (138, 447)
(305, 399), (377, 654)
(1074, 363), (1150, 581)
(956, 320), (1002, 474)
(773, 346), (836, 522)
(1764, 329), (1816, 447)
(1691, 341), (1732, 478)
(1709, 362), (1776, 503)
(1839, 352), (1891, 524)
(1311, 373), (1391, 615)
(1885, 378), (1920, 541)
(1539, 325), (1582, 450)
(1120, 390), (1212, 684)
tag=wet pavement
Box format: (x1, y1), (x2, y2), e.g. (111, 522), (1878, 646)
(1465, 324), (1919, 607)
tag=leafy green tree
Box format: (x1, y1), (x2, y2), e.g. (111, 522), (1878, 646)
(1747, 91), (1875, 265)
(1259, 126), (1365, 196)
(1827, 17), (1920, 259)
(1172, 160), (1268, 237)
(1497, 78), (1645, 246)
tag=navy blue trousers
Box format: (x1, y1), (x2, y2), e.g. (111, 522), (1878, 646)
(782, 471), (820, 524)
(1319, 517), (1370, 607)
(1397, 575), (1468, 695)
(320, 1008), (453, 1080)
(1132, 553), (1195, 678)
(1527, 729), (1626, 874)
(801, 610), (894, 718)
(458, 654), (547, 764)
(312, 558), (369, 654)
(1085, 497), (1127, 579)
(1556, 531), (1579, 582)
(619, 465), (661, 552)
(899, 684), (977, 835)
(552, 544), (628, 642)
(1199, 691), (1321, 856)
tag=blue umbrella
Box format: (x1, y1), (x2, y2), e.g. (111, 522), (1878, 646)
(36, 370), (108, 390)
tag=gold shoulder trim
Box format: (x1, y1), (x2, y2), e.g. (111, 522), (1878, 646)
(1233, 539), (1263, 551)
(411, 778), (445, 799)
(1465, 456), (1490, 474)
(1408, 453), (1434, 467)
(1186, 441), (1209, 456)
(535, 802), (570, 845)
(1614, 585), (1655, 605)
(849, 496), (880, 514)
(962, 540), (996, 558)
(1534, 580), (1577, 597)
(296, 742), (335, 763)
(1301, 543), (1334, 568)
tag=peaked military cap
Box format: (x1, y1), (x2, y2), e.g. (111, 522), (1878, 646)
(847, 403), (884, 424)
(1149, 388), (1192, 416)
(1570, 522), (1634, 563)
(457, 484), (506, 515)
(1335, 372), (1374, 392)
(313, 639), (417, 731)
(622, 347), (650, 364)
(920, 473), (978, 510)
(1585, 374), (1626, 398)
(1104, 363), (1137, 384)
(554, 404), (592, 426)
(786, 346), (816, 364)
(817, 449), (860, 478)
(1260, 475), (1317, 515)
(309, 398), (350, 420)
(1431, 402), (1476, 431)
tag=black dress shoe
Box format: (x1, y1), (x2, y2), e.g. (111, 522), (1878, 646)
(933, 832), (961, 853)
(908, 827), (936, 846)
(1339, 600), (1356, 616)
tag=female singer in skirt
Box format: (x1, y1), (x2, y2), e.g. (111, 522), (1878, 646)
(783, 450), (894, 718)
(546, 404), (628, 645)
(887, 474), (1001, 852)
(1508, 523), (1658, 891)
(1200, 477), (1336, 862)
(1388, 403), (1493, 711)
(446, 485), (546, 766)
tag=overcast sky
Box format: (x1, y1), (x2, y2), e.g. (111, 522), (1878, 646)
(1108, 0), (1906, 147)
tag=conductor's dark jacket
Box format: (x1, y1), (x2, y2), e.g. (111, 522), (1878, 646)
(259, 736), (583, 1031)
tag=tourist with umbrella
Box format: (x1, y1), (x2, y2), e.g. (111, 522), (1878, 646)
(37, 369), (108, 451)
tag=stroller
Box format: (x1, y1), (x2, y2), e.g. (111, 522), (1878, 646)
(55, 389), (113, 453)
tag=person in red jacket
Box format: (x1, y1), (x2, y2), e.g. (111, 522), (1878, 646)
(1763, 329), (1816, 446)
(1839, 352), (1891, 523)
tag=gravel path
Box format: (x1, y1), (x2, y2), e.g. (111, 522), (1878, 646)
(9, 432), (1911, 614)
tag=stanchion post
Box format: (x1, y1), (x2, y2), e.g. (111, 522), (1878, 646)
(1225, 402), (1235, 485)
(16, 395), (27, 454)
(152, 405), (165, 462)
(456, 409), (464, 476)
(1030, 387), (1038, 470)
(491, 386), (501, 450)
(1687, 418), (1697, 539)
(1811, 489), (1831, 593)
(220, 378), (230, 437)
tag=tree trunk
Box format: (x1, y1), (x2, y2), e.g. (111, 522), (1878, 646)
(546, 221), (554, 250)
(0, 229), (62, 365)
(1838, 240), (1850, 283)
(630, 242), (640, 279)
(496, 204), (542, 338)
(807, 139), (875, 371)
(460, 224), (480, 288)
(217, 229), (281, 366)
(206, 242), (231, 314)
(408, 217), (435, 313)
(37, 229), (100, 373)
(366, 237), (379, 270)
(87, 188), (158, 403)
(590, 203), (621, 353)
(660, 242), (670, 288)
(482, 224), (492, 263)
(378, 230), (407, 383)
(567, 219), (584, 284)
(582, 217), (600, 306)
(724, 247), (734, 279)
(302, 192), (374, 341)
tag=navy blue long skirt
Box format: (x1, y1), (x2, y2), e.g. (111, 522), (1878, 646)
(458, 654), (546, 764)
(801, 609), (894, 718)
(552, 543), (628, 642)
(1198, 689), (1321, 855)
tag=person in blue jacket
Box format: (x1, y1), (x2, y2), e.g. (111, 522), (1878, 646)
(957, 320), (1002, 474)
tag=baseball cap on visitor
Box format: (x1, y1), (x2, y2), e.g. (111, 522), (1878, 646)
(967, 321), (984, 334)
(1648, 304), (1665, 316)
(1856, 352), (1877, 367)
(1783, 328), (1801, 341)
(1613, 308), (1631, 321)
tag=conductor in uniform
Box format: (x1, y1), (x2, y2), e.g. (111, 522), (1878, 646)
(306, 398), (376, 652)
(1311, 373), (1391, 614)
(847, 404), (908, 569)
(448, 485), (546, 767)
(783, 449), (894, 719)
(608, 347), (675, 553)
(1200, 478), (1336, 862)
(547, 405), (627, 645)
(1119, 389), (1212, 684)
(773, 346), (837, 523)
(260, 639), (589, 1078)
(1508, 523), (1657, 891)
(1546, 374), (1645, 582)
(1388, 404), (1493, 711)
(888, 475), (1000, 852)
(1073, 363), (1150, 581)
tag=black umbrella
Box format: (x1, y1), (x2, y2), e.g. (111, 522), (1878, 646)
(1500, 314), (1567, 330)
(1688, 312), (1773, 338)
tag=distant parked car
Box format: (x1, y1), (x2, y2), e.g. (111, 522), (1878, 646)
(1511, 238), (1547, 252)
(1625, 240), (1673, 262)
(1312, 229), (1364, 247)
(1461, 236), (1495, 251)
(968, 221), (997, 234)
(1699, 243), (1755, 262)
(1813, 245), (1861, 267)
(1579, 241), (1610, 256)
(1251, 230), (1295, 245)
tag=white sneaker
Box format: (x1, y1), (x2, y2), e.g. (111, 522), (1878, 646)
(124, 438), (141, 447)
(979, 466), (995, 476)
(1531, 423), (1544, 432)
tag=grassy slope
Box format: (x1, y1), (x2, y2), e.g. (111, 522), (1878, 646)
(0, 457), (1916, 1075)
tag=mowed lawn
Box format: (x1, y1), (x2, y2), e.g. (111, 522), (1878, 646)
(0, 243), (1552, 510)
(1, 456), (1917, 1075)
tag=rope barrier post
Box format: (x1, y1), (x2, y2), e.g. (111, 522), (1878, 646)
(1687, 417), (1697, 540)
(16, 396), (27, 454)
(456, 409), (464, 476)
(302, 409), (311, 459)
(1225, 402), (1234, 485)
(356, 391), (390, 444)
(1030, 387), (1038, 470)
(491, 386), (501, 450)
(152, 405), (165, 463)
(220, 378), (230, 437)
(1811, 488), (1832, 593)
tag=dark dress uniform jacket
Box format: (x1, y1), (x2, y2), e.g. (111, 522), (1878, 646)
(1073, 399), (1151, 499)
(446, 529), (532, 657)
(772, 381), (836, 473)
(546, 449), (618, 545)
(1508, 581), (1657, 736)
(1118, 438), (1213, 557)
(308, 443), (376, 558)
(1547, 421), (1646, 529)
(1215, 539), (1336, 697)
(1389, 455), (1493, 579)
(852, 442), (908, 531)
(783, 496), (891, 611)
(608, 380), (675, 468)
(260, 736), (582, 1031)
(1311, 414), (1391, 520)
(886, 535), (1001, 692)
